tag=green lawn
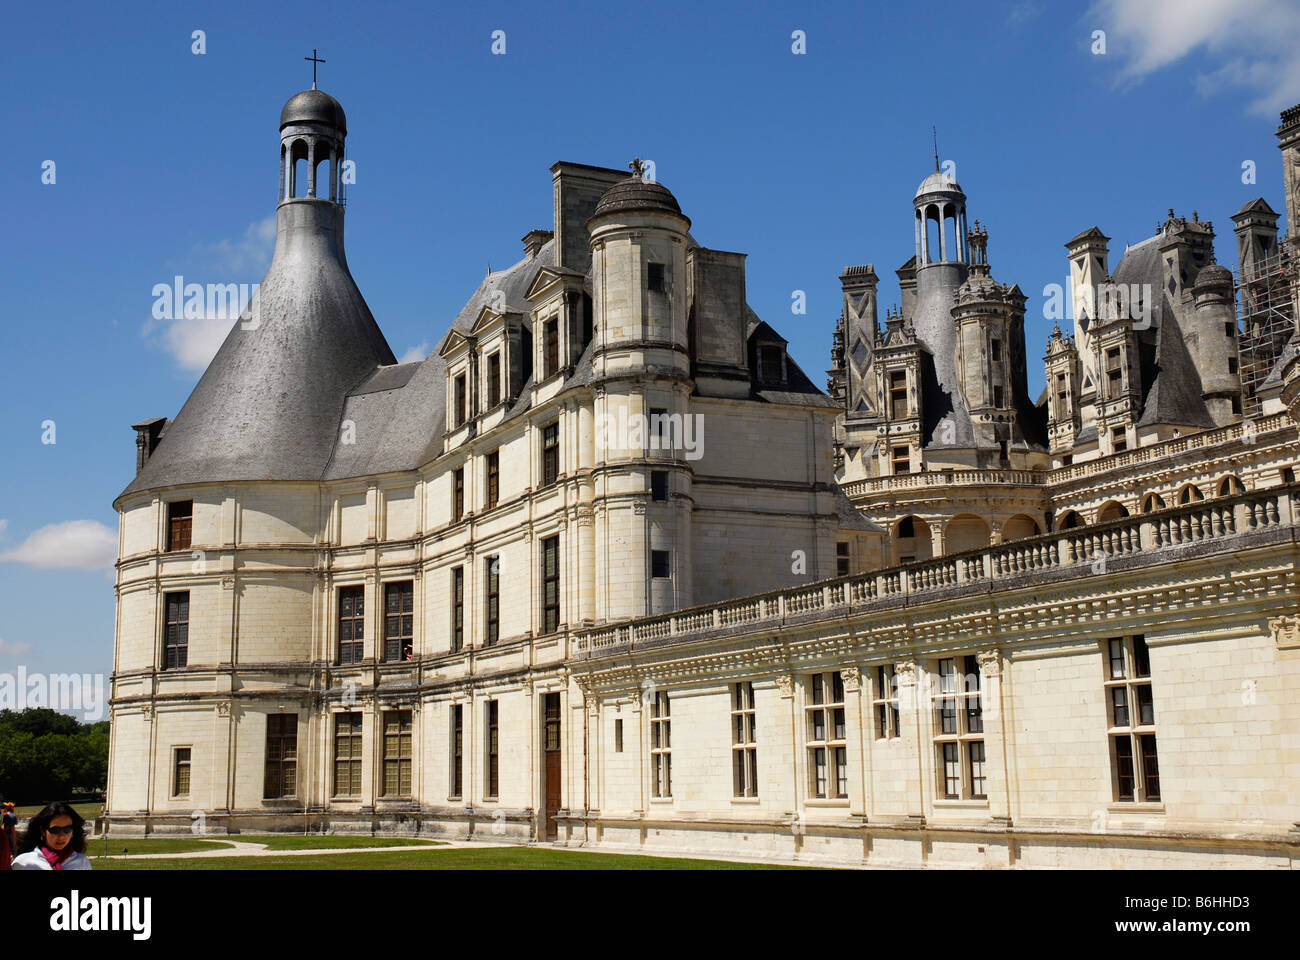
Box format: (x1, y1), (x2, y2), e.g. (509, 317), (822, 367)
(94, 847), (809, 870)
(14, 799), (102, 822)
(89, 837), (236, 856)
(250, 835), (441, 851)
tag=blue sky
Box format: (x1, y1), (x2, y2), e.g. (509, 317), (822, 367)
(2, 0), (1299, 703)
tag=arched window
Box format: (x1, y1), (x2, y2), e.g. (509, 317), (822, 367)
(946, 514), (991, 554)
(1178, 484), (1204, 505)
(1097, 500), (1130, 523)
(1002, 515), (1041, 542)
(290, 138), (310, 198)
(1057, 510), (1084, 530)
(1217, 475), (1245, 497)
(1140, 493), (1166, 513)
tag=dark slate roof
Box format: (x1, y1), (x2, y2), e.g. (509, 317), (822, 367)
(281, 89), (346, 133)
(121, 201), (396, 498)
(1112, 234), (1216, 430)
(832, 484), (885, 532)
(1066, 226), (1109, 246)
(1233, 197), (1279, 218)
(1259, 335), (1295, 393)
(592, 177), (685, 219)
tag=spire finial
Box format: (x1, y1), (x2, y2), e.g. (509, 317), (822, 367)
(629, 157), (646, 179)
(933, 126), (940, 173)
(305, 48), (326, 90)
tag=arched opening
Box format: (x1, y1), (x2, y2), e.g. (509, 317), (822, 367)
(279, 144), (287, 201)
(1002, 514), (1041, 542)
(943, 203), (958, 262)
(1140, 493), (1166, 514)
(1178, 484), (1204, 505)
(313, 143), (332, 200)
(290, 138), (309, 198)
(925, 206), (941, 265)
(1217, 475), (1245, 497)
(946, 514), (991, 554)
(1057, 510), (1084, 530)
(893, 515), (932, 565)
(1097, 500), (1130, 523)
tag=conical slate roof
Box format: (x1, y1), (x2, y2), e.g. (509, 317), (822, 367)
(120, 199), (396, 497)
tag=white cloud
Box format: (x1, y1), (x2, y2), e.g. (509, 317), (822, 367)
(0, 638), (33, 658)
(397, 341), (430, 364)
(1093, 0), (1300, 113)
(159, 313), (238, 372)
(0, 520), (117, 570)
(196, 215), (277, 275)
(1008, 0), (1043, 25)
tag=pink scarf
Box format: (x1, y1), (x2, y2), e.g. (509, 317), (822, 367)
(40, 845), (70, 870)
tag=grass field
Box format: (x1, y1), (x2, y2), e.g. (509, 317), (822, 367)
(89, 837), (236, 856)
(92, 846), (806, 870)
(14, 798), (101, 821)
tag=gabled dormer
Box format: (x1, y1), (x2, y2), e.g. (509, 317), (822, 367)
(438, 329), (478, 444)
(470, 305), (529, 419)
(527, 264), (591, 387)
(748, 321), (789, 389)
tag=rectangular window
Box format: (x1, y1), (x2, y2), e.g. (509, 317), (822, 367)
(647, 262), (665, 292)
(932, 656), (985, 799)
(649, 407), (669, 451)
(806, 671), (848, 799)
(836, 541), (851, 577)
(1225, 321), (1235, 339)
(172, 747), (191, 797)
(544, 693), (561, 751)
(485, 556), (500, 646)
(993, 384), (1004, 408)
(485, 700), (499, 799)
(651, 470), (668, 502)
(542, 422), (559, 486)
(383, 581), (413, 662)
(166, 500), (192, 552)
(453, 467), (465, 522)
(542, 536), (560, 634)
(651, 550), (670, 579)
(163, 591), (189, 669)
(544, 318), (559, 377)
(451, 567), (464, 653)
(486, 452), (499, 510)
(889, 370), (908, 419)
(991, 339), (1002, 362)
(731, 682), (758, 798)
(650, 690), (671, 798)
(381, 710), (413, 797)
(1228, 356), (1238, 374)
(450, 704), (463, 798)
(1112, 427), (1127, 453)
(332, 713), (363, 798)
(873, 665), (901, 739)
(760, 345), (783, 383)
(453, 374), (467, 427)
(264, 714), (298, 799)
(487, 352), (502, 408)
(614, 718), (624, 753)
(337, 585), (364, 665)
(1105, 635), (1159, 802)
(892, 445), (911, 475)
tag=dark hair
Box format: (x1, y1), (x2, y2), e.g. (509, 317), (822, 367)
(18, 802), (86, 857)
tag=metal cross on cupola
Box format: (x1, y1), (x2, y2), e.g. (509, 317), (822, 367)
(304, 48), (326, 89)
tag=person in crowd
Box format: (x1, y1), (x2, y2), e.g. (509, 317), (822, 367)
(10, 802), (92, 870)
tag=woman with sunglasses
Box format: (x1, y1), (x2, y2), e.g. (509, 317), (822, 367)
(11, 801), (92, 870)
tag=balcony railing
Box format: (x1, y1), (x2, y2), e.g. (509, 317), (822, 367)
(574, 485), (1295, 656)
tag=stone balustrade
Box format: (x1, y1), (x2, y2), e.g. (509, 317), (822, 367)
(574, 484), (1295, 655)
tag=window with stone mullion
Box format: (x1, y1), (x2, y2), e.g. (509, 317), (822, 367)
(806, 671), (847, 799)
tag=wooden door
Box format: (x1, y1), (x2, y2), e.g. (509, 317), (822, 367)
(543, 693), (561, 840)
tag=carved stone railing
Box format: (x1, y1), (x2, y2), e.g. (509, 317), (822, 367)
(573, 485), (1296, 656)
(840, 469), (1046, 499)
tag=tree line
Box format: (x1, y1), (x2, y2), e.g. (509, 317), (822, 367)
(0, 709), (108, 803)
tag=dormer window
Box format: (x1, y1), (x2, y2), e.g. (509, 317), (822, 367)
(760, 345), (784, 383)
(889, 370), (907, 419)
(647, 262), (665, 292)
(453, 374), (467, 427)
(543, 318), (559, 378)
(487, 352), (502, 408)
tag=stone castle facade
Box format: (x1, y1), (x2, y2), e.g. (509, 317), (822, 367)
(105, 87), (1300, 869)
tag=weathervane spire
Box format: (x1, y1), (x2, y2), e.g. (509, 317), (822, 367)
(305, 48), (326, 90)
(933, 126), (940, 173)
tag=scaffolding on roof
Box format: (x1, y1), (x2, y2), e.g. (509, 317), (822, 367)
(1236, 248), (1296, 419)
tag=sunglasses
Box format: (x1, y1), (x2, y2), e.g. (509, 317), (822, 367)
(44, 825), (75, 836)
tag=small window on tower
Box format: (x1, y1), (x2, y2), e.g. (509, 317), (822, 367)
(166, 500), (193, 552)
(651, 550), (671, 579)
(993, 385), (1004, 408)
(1225, 321), (1235, 339)
(647, 262), (665, 292)
(991, 340), (1002, 362)
(889, 370), (908, 419)
(892, 445), (911, 475)
(1228, 356), (1238, 374)
(1112, 427), (1127, 453)
(651, 470), (669, 502)
(836, 541), (850, 577)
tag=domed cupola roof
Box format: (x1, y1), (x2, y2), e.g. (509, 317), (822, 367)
(915, 170), (963, 200)
(593, 176), (684, 218)
(954, 275), (1009, 306)
(280, 89), (347, 133)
